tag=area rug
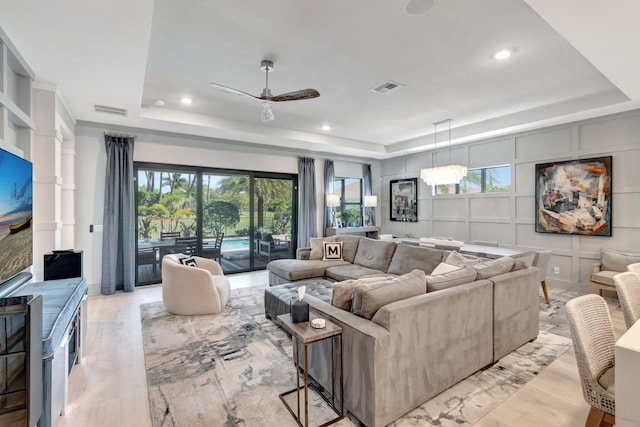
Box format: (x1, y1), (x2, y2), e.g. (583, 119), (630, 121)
(140, 286), (573, 427)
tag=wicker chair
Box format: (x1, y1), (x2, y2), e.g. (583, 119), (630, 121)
(628, 262), (640, 277)
(613, 271), (640, 330)
(566, 294), (615, 427)
(532, 250), (552, 305)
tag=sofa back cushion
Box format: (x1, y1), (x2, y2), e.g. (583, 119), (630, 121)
(330, 276), (394, 311)
(601, 248), (640, 272)
(386, 244), (443, 275)
(334, 235), (361, 263)
(426, 266), (478, 292)
(351, 269), (426, 320)
(353, 238), (397, 272)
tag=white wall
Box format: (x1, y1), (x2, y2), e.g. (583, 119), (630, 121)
(73, 123), (381, 294)
(380, 109), (640, 293)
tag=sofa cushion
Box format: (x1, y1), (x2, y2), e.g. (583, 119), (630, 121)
(472, 257), (515, 280)
(334, 235), (361, 263)
(268, 258), (348, 281)
(353, 238), (397, 272)
(309, 236), (336, 260)
(601, 248), (640, 272)
(591, 270), (618, 286)
(351, 270), (427, 320)
(330, 276), (394, 311)
(426, 266), (478, 292)
(386, 244), (443, 275)
(323, 241), (343, 261)
(325, 264), (387, 281)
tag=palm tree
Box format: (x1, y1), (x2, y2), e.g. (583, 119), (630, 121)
(219, 177), (290, 229)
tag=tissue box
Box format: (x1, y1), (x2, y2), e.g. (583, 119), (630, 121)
(291, 300), (309, 323)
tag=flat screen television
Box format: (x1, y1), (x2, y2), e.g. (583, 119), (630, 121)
(0, 146), (33, 285)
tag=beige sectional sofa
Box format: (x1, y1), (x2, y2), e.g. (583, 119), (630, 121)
(264, 236), (540, 427)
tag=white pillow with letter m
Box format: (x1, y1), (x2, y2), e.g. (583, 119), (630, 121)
(323, 241), (343, 261)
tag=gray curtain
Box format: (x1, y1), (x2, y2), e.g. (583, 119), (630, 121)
(363, 163), (375, 225)
(323, 160), (335, 230)
(101, 135), (135, 294)
(298, 157), (317, 248)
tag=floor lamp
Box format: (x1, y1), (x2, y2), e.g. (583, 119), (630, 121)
(326, 194), (341, 228)
(364, 195), (377, 226)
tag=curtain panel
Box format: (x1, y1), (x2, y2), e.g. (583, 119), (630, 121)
(297, 157), (317, 248)
(323, 160), (335, 230)
(101, 134), (135, 294)
(363, 163), (375, 225)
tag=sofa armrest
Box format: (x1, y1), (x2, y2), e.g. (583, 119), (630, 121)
(591, 261), (602, 275)
(297, 247), (311, 260)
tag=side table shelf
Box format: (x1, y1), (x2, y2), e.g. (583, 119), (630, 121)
(277, 313), (343, 427)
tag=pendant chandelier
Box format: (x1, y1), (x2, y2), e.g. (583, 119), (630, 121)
(420, 119), (467, 186)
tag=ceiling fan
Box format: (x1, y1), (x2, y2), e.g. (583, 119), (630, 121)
(210, 60), (320, 122)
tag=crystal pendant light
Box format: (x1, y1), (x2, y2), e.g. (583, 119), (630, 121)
(420, 119), (467, 186)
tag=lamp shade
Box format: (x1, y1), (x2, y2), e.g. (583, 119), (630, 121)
(364, 195), (378, 207)
(326, 194), (341, 207)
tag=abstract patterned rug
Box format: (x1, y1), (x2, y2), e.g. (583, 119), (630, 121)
(140, 285), (575, 427)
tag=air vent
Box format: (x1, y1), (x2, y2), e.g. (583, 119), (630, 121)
(370, 80), (404, 95)
(94, 104), (128, 116)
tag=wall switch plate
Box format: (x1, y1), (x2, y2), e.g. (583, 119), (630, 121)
(553, 266), (560, 274)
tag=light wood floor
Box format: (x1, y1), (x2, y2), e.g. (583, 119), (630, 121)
(57, 272), (625, 427)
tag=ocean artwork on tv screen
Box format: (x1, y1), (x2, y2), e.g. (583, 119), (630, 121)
(0, 147), (33, 283)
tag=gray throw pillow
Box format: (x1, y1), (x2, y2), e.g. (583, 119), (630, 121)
(331, 276), (394, 311)
(472, 256), (515, 280)
(309, 236), (335, 260)
(351, 270), (426, 320)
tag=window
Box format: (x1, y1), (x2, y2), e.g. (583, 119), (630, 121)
(333, 177), (362, 226)
(436, 165), (510, 195)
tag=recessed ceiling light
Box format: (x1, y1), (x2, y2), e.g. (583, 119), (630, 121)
(493, 49), (514, 60)
(321, 124), (331, 131)
(404, 0), (435, 15)
(180, 97), (193, 105)
(154, 100), (165, 107)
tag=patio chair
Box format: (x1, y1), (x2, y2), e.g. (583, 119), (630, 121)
(203, 233), (224, 262)
(160, 231), (181, 240)
(174, 237), (198, 256)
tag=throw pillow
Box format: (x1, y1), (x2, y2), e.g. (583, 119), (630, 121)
(472, 256), (515, 280)
(351, 270), (426, 320)
(600, 248), (640, 272)
(426, 266), (478, 292)
(331, 280), (357, 311)
(445, 250), (467, 267)
(386, 244), (442, 275)
(323, 241), (343, 261)
(309, 236), (335, 260)
(431, 262), (461, 275)
(330, 276), (394, 311)
(179, 256), (197, 267)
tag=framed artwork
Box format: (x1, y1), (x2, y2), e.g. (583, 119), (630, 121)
(390, 178), (418, 222)
(535, 156), (612, 236)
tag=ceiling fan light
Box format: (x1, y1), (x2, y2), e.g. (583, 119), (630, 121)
(261, 101), (275, 122)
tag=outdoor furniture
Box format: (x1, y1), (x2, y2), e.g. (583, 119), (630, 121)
(161, 253), (231, 315)
(174, 237), (198, 255)
(566, 294), (616, 427)
(613, 271), (640, 330)
(160, 231), (181, 240)
(203, 233), (224, 262)
(257, 233), (291, 261)
(137, 247), (159, 273)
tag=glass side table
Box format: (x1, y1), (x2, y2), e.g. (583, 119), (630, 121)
(277, 313), (343, 427)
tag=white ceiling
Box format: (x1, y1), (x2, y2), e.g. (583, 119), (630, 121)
(1, 0), (638, 159)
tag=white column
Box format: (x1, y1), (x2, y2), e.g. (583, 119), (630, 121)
(60, 137), (76, 249)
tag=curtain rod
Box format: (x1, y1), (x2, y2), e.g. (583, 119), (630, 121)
(104, 131), (137, 138)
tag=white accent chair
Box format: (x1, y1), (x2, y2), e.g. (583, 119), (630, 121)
(532, 250), (552, 305)
(566, 294), (616, 427)
(613, 271), (640, 330)
(161, 253), (231, 315)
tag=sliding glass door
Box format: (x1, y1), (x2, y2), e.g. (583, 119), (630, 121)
(135, 163), (297, 285)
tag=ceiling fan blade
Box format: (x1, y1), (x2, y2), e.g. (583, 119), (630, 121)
(267, 89), (320, 102)
(210, 82), (259, 100)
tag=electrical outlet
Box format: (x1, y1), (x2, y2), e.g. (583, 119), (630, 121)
(553, 266), (560, 275)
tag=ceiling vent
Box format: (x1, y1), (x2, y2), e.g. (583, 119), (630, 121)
(370, 81), (404, 95)
(94, 104), (128, 116)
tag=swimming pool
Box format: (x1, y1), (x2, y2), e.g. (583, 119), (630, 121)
(221, 238), (250, 251)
